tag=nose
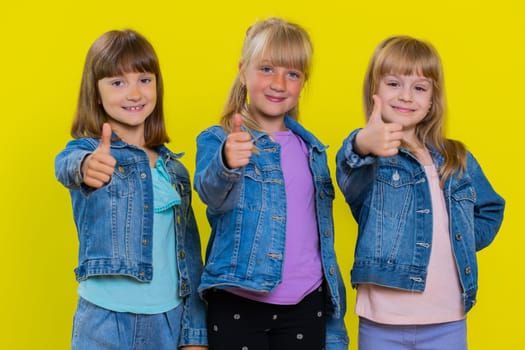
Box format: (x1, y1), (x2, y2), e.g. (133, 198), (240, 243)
(126, 83), (142, 101)
(398, 86), (413, 102)
(270, 72), (286, 92)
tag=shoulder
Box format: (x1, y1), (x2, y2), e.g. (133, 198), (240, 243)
(197, 125), (226, 142)
(61, 137), (98, 152)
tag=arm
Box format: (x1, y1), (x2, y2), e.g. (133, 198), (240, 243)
(325, 267), (349, 350)
(55, 139), (96, 190)
(467, 153), (506, 251)
(193, 128), (243, 212)
(178, 170), (208, 347)
(336, 96), (403, 219)
(335, 129), (377, 220)
(55, 124), (116, 191)
(193, 118), (253, 213)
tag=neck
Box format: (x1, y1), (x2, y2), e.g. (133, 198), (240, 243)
(110, 123), (146, 148)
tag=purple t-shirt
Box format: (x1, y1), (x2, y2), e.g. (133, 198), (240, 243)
(230, 130), (323, 305)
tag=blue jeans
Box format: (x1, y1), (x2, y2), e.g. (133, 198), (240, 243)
(71, 297), (183, 350)
(358, 317), (467, 350)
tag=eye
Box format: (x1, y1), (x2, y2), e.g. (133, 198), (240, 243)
(386, 81), (400, 88)
(260, 66), (273, 73)
(415, 85), (428, 92)
(288, 70), (302, 80)
(140, 77), (153, 84)
(111, 80), (124, 87)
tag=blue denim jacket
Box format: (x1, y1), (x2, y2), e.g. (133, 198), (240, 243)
(55, 136), (207, 346)
(336, 129), (505, 314)
(194, 116), (348, 349)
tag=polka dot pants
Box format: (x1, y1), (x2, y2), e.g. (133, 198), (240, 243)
(205, 287), (326, 350)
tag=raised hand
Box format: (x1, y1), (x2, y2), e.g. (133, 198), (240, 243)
(354, 95), (403, 157)
(223, 113), (253, 169)
(81, 123), (117, 188)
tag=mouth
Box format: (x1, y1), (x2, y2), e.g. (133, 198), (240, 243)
(392, 105), (415, 113)
(122, 104), (146, 111)
(266, 95), (286, 103)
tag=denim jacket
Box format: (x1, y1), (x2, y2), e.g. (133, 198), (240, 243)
(55, 136), (207, 346)
(336, 129), (505, 314)
(194, 116), (349, 349)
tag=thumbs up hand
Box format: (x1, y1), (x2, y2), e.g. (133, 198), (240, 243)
(223, 113), (253, 169)
(354, 95), (403, 157)
(81, 123), (117, 188)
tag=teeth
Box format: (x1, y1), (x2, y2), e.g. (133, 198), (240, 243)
(125, 105), (143, 111)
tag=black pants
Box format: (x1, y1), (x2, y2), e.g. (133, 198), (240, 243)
(205, 286), (326, 350)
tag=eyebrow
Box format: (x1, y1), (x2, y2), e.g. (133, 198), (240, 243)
(383, 74), (432, 84)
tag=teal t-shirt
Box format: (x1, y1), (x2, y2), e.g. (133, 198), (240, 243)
(78, 159), (182, 314)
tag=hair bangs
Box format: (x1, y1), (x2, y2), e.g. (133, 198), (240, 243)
(93, 34), (160, 80)
(248, 23), (312, 78)
(377, 39), (441, 84)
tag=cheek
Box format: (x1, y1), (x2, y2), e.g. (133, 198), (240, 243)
(289, 83), (303, 98)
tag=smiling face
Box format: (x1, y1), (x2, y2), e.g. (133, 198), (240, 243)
(376, 73), (433, 137)
(241, 59), (304, 129)
(97, 71), (157, 138)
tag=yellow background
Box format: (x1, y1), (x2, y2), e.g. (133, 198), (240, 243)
(1, 0), (522, 348)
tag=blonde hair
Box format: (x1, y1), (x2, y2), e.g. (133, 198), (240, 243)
(71, 29), (169, 147)
(220, 17), (313, 132)
(364, 36), (466, 185)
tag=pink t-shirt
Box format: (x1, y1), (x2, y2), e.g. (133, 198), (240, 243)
(355, 164), (465, 324)
(230, 130), (323, 305)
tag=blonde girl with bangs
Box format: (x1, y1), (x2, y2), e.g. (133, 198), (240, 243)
(336, 36), (505, 350)
(194, 17), (348, 350)
(55, 29), (207, 350)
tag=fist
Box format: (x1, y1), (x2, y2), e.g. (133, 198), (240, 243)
(82, 123), (117, 188)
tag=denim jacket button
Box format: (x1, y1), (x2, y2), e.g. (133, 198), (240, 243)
(329, 267), (335, 275)
(179, 251), (186, 259)
(324, 230), (331, 238)
(142, 239), (148, 245)
(118, 166), (125, 174)
(140, 172), (147, 179)
(455, 233), (462, 240)
(465, 266), (471, 275)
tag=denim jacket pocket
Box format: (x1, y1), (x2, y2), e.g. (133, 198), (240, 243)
(111, 162), (138, 197)
(375, 165), (417, 221)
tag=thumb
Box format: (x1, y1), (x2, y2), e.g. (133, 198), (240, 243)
(232, 113), (243, 133)
(98, 123), (112, 153)
(368, 95), (384, 125)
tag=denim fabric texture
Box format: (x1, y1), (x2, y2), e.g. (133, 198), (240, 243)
(55, 136), (207, 346)
(194, 116), (348, 349)
(71, 297), (184, 350)
(336, 129), (505, 314)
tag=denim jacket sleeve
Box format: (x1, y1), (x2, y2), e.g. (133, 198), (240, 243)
(178, 191), (208, 346)
(335, 129), (377, 219)
(193, 127), (243, 213)
(325, 266), (349, 350)
(464, 152), (505, 251)
(55, 138), (97, 193)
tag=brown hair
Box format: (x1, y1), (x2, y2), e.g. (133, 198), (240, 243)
(364, 36), (466, 185)
(71, 29), (169, 147)
(220, 17), (313, 133)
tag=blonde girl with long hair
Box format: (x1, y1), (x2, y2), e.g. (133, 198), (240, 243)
(336, 35), (505, 350)
(194, 17), (348, 350)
